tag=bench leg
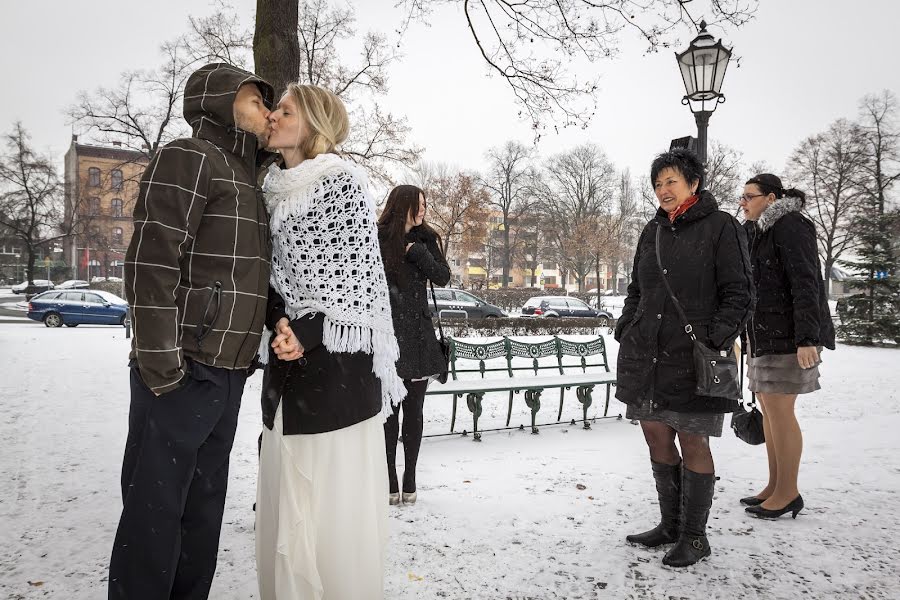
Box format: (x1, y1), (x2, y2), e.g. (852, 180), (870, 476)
(557, 387), (565, 422)
(576, 385), (595, 430)
(506, 390), (514, 427)
(466, 392), (484, 442)
(524, 389), (542, 434)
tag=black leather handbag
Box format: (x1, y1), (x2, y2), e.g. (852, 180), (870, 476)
(654, 225), (742, 401)
(429, 281), (451, 384)
(731, 393), (765, 445)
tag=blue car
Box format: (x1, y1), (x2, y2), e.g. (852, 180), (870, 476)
(27, 289), (129, 328)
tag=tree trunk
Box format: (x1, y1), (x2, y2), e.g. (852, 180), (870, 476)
(501, 226), (510, 288)
(26, 246), (36, 286)
(253, 0), (301, 99)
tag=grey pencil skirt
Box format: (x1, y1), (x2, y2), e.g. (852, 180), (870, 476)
(626, 395), (725, 437)
(747, 349), (823, 395)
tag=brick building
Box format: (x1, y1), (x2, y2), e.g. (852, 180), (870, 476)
(63, 137), (149, 280)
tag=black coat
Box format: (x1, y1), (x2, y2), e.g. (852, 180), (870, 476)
(379, 225), (452, 380)
(615, 192), (754, 413)
(260, 289), (381, 435)
(746, 200), (835, 357)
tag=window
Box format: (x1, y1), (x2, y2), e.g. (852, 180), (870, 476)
(434, 289), (454, 301)
(456, 292), (479, 304)
(88, 167), (100, 187)
(111, 198), (124, 217)
(112, 227), (124, 245)
(61, 292), (84, 303)
(542, 276), (557, 285)
(84, 293), (105, 304)
(111, 169), (123, 190)
(567, 298), (589, 309)
(548, 298), (568, 308)
(41, 292), (61, 300)
(87, 197), (101, 216)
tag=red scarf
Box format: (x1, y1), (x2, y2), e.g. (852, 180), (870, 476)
(668, 194), (699, 223)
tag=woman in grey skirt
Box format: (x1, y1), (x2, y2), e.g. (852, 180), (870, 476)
(615, 149), (753, 567)
(740, 174), (835, 519)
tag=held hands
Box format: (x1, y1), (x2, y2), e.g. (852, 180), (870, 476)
(797, 346), (819, 370)
(272, 317), (304, 361)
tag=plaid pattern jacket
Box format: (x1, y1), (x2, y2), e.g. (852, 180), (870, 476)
(125, 63), (275, 394)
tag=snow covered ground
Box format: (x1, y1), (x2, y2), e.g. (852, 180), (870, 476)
(1, 323), (898, 599)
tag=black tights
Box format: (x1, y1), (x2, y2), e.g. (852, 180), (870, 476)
(639, 420), (715, 474)
(384, 379), (428, 494)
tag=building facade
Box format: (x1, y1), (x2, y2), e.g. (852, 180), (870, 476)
(63, 137), (149, 280)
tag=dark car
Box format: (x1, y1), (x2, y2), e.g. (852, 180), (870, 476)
(521, 295), (613, 325)
(11, 279), (55, 298)
(428, 288), (505, 319)
(27, 290), (129, 328)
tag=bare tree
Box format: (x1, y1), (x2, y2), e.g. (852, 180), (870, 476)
(255, 0), (422, 185)
(600, 170), (641, 293)
(857, 90), (900, 218)
(70, 2), (249, 161)
(539, 143), (617, 291)
(0, 124), (71, 285)
(480, 141), (539, 287)
(704, 139), (745, 216)
(413, 162), (490, 261)
(397, 0), (757, 135)
(787, 119), (868, 293)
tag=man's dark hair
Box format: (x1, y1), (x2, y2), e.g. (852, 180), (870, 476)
(650, 148), (705, 193)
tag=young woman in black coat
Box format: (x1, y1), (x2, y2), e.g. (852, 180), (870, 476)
(378, 185), (451, 505)
(615, 149), (753, 567)
(739, 174), (835, 519)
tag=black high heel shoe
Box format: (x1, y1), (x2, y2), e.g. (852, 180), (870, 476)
(739, 495), (766, 506)
(745, 495), (804, 519)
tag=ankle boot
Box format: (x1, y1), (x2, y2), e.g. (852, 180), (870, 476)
(663, 468), (715, 567)
(626, 460), (681, 547)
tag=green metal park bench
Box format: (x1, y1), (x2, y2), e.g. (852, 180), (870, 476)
(425, 335), (617, 441)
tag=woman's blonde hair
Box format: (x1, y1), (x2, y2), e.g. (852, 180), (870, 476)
(283, 83), (349, 159)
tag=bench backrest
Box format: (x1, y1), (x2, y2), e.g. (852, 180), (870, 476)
(556, 335), (611, 374)
(507, 337), (563, 376)
(448, 335), (611, 380)
(449, 338), (509, 379)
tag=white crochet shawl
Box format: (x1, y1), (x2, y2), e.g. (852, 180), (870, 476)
(260, 153), (405, 420)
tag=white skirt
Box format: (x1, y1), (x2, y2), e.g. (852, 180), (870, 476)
(255, 403), (388, 600)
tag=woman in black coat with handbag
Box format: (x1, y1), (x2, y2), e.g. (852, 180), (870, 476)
(615, 149), (754, 567)
(378, 185), (451, 505)
(739, 174), (835, 519)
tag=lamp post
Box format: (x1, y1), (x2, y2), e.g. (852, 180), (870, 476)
(676, 20), (733, 164)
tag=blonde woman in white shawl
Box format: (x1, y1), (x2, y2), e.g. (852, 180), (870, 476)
(255, 83), (404, 600)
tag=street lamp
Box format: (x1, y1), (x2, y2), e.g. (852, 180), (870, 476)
(676, 20), (733, 164)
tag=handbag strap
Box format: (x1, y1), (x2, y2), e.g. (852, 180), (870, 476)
(429, 281), (447, 344)
(654, 223), (696, 341)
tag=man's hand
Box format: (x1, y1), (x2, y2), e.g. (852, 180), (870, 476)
(797, 345), (819, 370)
(272, 317), (304, 361)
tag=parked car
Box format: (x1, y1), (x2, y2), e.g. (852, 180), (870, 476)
(428, 288), (505, 319)
(521, 295), (613, 325)
(27, 289), (129, 328)
(55, 279), (90, 290)
(91, 276), (123, 283)
(11, 279), (54, 295)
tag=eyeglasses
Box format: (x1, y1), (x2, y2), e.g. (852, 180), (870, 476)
(738, 193), (766, 204)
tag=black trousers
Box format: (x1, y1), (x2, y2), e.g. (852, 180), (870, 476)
(384, 379), (428, 494)
(109, 360), (246, 600)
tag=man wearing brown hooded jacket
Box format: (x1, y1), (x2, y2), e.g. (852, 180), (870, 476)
(109, 63), (274, 600)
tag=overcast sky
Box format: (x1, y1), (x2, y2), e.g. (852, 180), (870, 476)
(2, 0), (898, 190)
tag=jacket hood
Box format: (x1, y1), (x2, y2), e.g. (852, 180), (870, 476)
(655, 190), (718, 228)
(756, 196), (803, 232)
(183, 63), (275, 163)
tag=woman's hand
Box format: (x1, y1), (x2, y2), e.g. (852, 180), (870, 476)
(797, 345), (819, 369)
(272, 317), (304, 361)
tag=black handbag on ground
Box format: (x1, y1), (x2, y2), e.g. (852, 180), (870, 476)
(731, 393), (765, 445)
(429, 281), (451, 384)
(654, 225), (742, 401)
